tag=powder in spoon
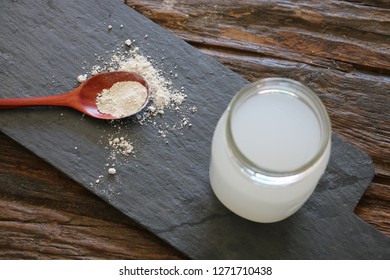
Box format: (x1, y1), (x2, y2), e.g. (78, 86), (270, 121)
(96, 81), (147, 118)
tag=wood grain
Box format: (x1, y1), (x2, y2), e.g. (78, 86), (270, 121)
(0, 0), (389, 259)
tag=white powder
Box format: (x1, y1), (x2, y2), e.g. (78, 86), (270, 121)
(91, 65), (101, 76)
(77, 74), (87, 83)
(96, 81), (148, 118)
(119, 54), (175, 110)
(109, 136), (134, 156)
(125, 39), (132, 46)
(88, 36), (196, 183)
(108, 168), (116, 175)
(93, 44), (186, 113)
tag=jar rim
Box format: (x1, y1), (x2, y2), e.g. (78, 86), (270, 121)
(225, 77), (331, 178)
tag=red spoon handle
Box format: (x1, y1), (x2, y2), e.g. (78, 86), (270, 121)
(0, 92), (74, 109)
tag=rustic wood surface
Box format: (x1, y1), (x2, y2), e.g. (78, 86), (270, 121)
(0, 0), (389, 259)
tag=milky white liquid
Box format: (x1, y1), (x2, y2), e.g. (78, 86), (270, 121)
(232, 92), (321, 172)
(210, 90), (331, 223)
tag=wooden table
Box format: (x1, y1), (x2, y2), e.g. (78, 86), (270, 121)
(0, 0), (388, 259)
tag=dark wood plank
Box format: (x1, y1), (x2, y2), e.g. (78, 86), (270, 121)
(355, 180), (390, 236)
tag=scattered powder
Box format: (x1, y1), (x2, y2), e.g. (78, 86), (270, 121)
(91, 65), (102, 76)
(108, 167), (116, 175)
(125, 39), (132, 47)
(77, 74), (87, 83)
(109, 136), (134, 156)
(96, 81), (148, 118)
(86, 33), (197, 183)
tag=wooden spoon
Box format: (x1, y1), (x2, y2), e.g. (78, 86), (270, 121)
(0, 71), (150, 120)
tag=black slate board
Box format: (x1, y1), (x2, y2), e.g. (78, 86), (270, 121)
(0, 0), (389, 259)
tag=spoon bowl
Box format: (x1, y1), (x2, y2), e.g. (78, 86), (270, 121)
(0, 71), (150, 120)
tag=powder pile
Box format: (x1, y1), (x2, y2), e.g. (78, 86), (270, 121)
(118, 54), (173, 111)
(89, 50), (187, 116)
(81, 34), (197, 184)
(96, 81), (148, 118)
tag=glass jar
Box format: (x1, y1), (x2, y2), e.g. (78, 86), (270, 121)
(209, 78), (331, 223)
